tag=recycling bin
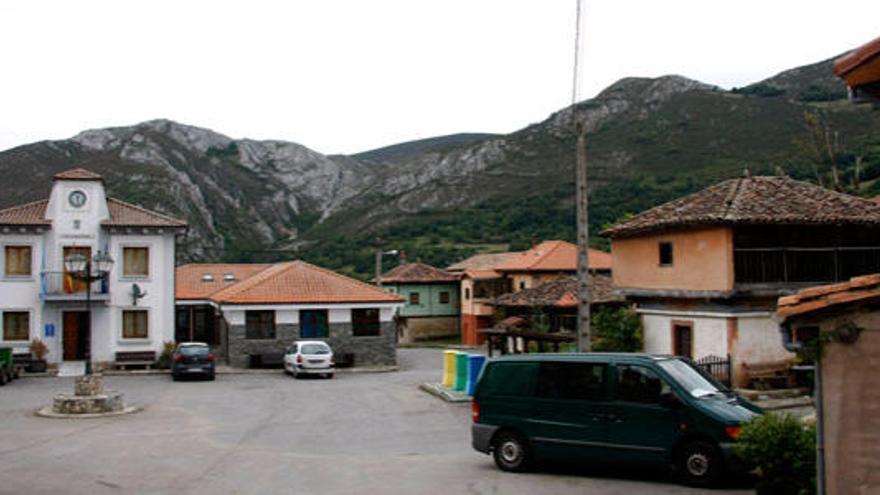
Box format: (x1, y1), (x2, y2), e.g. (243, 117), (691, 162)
(454, 352), (468, 392)
(466, 354), (487, 396)
(442, 350), (456, 387)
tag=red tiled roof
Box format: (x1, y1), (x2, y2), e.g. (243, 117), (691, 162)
(0, 197), (187, 228)
(378, 262), (459, 284)
(834, 36), (880, 77)
(777, 274), (880, 319)
(176, 264), (272, 300)
(461, 270), (503, 280)
(447, 252), (519, 272)
(603, 176), (880, 238)
(0, 200), (51, 226)
(53, 168), (104, 181)
(494, 240), (612, 272)
(209, 260), (404, 305)
(103, 198), (187, 228)
(495, 274), (623, 308)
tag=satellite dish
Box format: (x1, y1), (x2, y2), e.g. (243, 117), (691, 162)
(131, 283), (148, 306)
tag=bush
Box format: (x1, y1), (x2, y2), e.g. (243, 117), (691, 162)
(736, 413), (816, 494)
(157, 340), (175, 369)
(591, 307), (642, 352)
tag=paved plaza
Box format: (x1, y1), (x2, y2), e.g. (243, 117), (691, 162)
(0, 349), (751, 494)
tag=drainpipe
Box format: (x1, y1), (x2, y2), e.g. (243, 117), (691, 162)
(779, 321), (825, 495)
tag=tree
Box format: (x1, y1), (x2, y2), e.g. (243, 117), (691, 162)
(591, 307), (642, 352)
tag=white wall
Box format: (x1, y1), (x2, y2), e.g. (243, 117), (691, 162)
(640, 311), (729, 359)
(222, 303), (400, 326)
(736, 315), (793, 365)
(0, 233), (45, 352)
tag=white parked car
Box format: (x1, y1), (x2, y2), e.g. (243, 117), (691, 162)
(283, 340), (335, 378)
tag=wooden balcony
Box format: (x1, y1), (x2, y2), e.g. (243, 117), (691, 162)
(734, 247), (880, 290)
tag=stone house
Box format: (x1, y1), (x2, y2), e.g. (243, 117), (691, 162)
(0, 168), (186, 369)
(377, 262), (460, 343)
(175, 261), (404, 367)
(777, 274), (880, 495)
(603, 175), (880, 386)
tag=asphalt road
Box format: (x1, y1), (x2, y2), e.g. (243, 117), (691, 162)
(0, 349), (751, 494)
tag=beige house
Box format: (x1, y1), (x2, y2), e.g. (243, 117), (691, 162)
(604, 175), (880, 386)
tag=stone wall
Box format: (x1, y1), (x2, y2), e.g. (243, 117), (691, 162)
(227, 321), (396, 368)
(399, 316), (459, 344)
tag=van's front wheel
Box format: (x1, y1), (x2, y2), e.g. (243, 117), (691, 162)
(492, 431), (531, 472)
(675, 440), (722, 487)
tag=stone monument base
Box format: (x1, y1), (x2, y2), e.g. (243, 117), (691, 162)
(36, 374), (140, 418)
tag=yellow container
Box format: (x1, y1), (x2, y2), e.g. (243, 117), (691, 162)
(442, 350), (456, 387)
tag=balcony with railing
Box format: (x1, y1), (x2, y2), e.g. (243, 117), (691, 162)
(41, 272), (110, 302)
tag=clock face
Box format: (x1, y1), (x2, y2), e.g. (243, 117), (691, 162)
(68, 190), (87, 208)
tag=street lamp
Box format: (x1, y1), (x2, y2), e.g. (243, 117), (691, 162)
(64, 250), (114, 375)
(375, 249), (399, 287)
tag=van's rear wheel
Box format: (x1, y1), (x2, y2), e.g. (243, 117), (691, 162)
(492, 431), (531, 472)
(675, 440), (722, 487)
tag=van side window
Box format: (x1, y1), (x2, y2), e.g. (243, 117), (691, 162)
(616, 365), (669, 404)
(480, 362), (537, 397)
(536, 362), (607, 401)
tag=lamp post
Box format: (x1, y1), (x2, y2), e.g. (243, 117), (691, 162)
(375, 249), (399, 287)
(64, 251), (114, 375)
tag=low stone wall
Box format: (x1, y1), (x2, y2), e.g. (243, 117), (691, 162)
(399, 316), (459, 344)
(227, 322), (396, 368)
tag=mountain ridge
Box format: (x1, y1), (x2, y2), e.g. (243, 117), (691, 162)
(2, 55), (878, 278)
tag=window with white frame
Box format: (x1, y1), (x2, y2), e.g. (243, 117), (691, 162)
(4, 245), (31, 277)
(122, 310), (149, 339)
(3, 311), (30, 341)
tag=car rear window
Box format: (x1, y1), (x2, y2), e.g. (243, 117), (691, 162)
(179, 346), (209, 356)
(301, 344), (330, 355)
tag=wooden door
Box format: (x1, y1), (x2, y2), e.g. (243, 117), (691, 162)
(63, 246), (91, 293)
(63, 312), (83, 360)
(672, 322), (693, 359)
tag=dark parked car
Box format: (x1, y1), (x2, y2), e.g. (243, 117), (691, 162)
(171, 342), (215, 381)
(471, 353), (762, 487)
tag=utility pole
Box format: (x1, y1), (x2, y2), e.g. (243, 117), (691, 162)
(575, 121), (591, 352)
(375, 249), (383, 287)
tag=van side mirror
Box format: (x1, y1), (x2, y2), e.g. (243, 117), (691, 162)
(660, 392), (682, 409)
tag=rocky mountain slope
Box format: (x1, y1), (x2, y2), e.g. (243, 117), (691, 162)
(1, 56), (878, 276)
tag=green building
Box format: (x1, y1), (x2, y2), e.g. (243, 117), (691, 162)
(379, 262), (460, 343)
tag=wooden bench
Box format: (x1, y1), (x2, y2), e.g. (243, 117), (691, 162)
(114, 351), (157, 370)
(249, 353), (285, 369)
(743, 360), (795, 390)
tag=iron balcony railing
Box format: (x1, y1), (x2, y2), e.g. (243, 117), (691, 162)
(41, 271), (109, 296)
(734, 247), (880, 285)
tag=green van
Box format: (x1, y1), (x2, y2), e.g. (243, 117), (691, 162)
(471, 353), (761, 486)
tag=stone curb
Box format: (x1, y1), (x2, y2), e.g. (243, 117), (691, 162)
(20, 366), (399, 377)
(34, 405), (142, 419)
(419, 382), (472, 403)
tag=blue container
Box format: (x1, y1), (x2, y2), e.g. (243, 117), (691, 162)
(466, 354), (487, 396)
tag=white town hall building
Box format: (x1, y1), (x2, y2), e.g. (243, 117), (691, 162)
(0, 168), (186, 368)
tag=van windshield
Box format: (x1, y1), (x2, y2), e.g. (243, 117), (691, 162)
(657, 359), (727, 398)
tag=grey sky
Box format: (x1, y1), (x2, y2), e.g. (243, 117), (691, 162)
(0, 0), (876, 155)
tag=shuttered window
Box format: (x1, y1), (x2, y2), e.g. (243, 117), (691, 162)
(352, 308), (381, 337)
(122, 310), (149, 339)
(5, 246), (31, 276)
(245, 311), (276, 340)
(2, 312), (29, 341)
(123, 247), (149, 277)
